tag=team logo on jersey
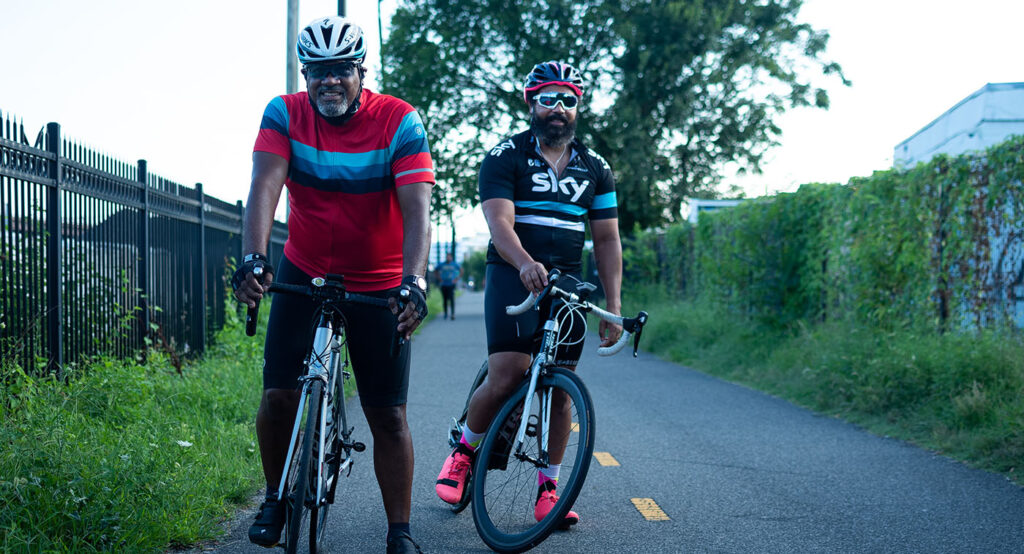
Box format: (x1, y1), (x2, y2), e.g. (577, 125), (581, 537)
(490, 139), (515, 157)
(528, 158), (544, 167)
(531, 173), (591, 202)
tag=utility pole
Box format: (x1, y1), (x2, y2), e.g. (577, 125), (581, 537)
(286, 0), (299, 94)
(378, 0), (385, 81)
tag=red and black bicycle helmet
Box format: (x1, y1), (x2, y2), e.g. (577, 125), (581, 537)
(523, 61), (585, 103)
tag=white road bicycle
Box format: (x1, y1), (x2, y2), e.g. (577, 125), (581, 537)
(446, 269), (648, 553)
(247, 273), (405, 553)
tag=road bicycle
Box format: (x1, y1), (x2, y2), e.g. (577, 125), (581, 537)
(246, 271), (403, 553)
(446, 269), (648, 553)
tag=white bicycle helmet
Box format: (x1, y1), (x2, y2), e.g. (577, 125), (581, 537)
(297, 16), (366, 64)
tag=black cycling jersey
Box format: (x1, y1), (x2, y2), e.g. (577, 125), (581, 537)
(478, 131), (617, 273)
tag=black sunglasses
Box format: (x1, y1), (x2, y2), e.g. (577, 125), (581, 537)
(304, 62), (359, 80)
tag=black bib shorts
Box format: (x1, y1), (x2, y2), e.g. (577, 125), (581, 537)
(484, 263), (586, 367)
(262, 255), (411, 407)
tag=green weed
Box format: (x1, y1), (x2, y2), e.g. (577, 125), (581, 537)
(624, 288), (1024, 485)
(0, 316), (264, 552)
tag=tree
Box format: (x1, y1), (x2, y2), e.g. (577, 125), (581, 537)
(381, 0), (847, 230)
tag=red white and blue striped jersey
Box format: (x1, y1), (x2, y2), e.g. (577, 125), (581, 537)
(254, 89), (435, 291)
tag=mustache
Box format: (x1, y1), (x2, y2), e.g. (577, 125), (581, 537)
(544, 114), (569, 124)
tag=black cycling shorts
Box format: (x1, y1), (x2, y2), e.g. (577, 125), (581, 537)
(484, 263), (586, 367)
(262, 255), (410, 407)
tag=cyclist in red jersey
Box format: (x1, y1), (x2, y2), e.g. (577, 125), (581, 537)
(232, 16), (431, 554)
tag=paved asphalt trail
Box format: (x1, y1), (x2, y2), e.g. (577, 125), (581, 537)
(189, 290), (1023, 553)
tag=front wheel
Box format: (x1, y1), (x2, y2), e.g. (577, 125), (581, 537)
(285, 381), (322, 554)
(470, 367), (595, 553)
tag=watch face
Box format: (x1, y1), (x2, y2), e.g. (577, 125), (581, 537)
(415, 276), (427, 290)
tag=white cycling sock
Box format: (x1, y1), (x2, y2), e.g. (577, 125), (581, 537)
(538, 464), (560, 486)
(460, 425), (485, 450)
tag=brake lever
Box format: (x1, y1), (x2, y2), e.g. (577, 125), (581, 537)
(245, 265), (265, 337)
(631, 311), (648, 358)
(390, 288), (411, 357)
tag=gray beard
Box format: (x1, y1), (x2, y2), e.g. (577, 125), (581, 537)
(316, 93), (350, 117)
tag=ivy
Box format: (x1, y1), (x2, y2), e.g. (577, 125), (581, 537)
(624, 135), (1024, 332)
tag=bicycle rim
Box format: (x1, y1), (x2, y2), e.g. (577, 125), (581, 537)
(310, 372), (344, 553)
(285, 381), (322, 554)
(460, 360), (490, 423)
(471, 368), (596, 553)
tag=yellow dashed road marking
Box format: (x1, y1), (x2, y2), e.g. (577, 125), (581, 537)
(593, 452), (620, 466)
(631, 498), (670, 521)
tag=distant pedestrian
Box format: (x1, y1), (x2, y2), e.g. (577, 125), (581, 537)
(437, 253), (461, 320)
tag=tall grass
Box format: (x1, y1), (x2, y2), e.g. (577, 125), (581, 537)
(0, 287), (445, 552)
(624, 284), (1024, 485)
(0, 313), (264, 552)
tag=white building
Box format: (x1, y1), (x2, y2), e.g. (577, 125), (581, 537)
(684, 198), (745, 223)
(894, 82), (1024, 167)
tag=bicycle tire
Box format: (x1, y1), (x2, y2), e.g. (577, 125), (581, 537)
(470, 367), (595, 553)
(310, 361), (345, 553)
(285, 380), (322, 554)
(451, 360), (490, 449)
(448, 360), (489, 514)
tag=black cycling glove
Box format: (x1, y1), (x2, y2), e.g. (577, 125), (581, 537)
(390, 276), (428, 321)
(231, 253), (275, 292)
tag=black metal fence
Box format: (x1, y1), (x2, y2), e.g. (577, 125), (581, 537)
(0, 111), (287, 375)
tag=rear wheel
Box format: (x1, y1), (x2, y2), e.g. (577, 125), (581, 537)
(449, 360), (489, 514)
(470, 367), (595, 553)
(285, 381), (322, 554)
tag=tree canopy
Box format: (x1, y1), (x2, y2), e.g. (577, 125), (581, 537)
(381, 0), (848, 230)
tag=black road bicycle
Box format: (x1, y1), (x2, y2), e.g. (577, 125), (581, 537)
(446, 270), (648, 553)
(247, 272), (403, 554)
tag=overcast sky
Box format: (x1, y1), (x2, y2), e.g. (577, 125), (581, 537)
(2, 0), (1021, 236)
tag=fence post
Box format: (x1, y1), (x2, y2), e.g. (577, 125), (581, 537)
(45, 122), (63, 375)
(137, 159), (150, 354)
(237, 200), (245, 261)
(197, 183), (207, 353)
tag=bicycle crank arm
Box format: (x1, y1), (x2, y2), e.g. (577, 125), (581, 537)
(514, 451), (551, 468)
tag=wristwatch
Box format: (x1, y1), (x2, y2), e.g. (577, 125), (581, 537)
(404, 274), (427, 292)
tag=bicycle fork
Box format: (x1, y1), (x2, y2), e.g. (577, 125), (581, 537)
(512, 319), (557, 468)
(276, 323), (333, 504)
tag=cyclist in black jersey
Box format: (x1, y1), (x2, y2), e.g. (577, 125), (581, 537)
(436, 61), (623, 529)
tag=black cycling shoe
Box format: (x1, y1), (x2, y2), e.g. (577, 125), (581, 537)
(385, 531), (424, 554)
(248, 498), (286, 547)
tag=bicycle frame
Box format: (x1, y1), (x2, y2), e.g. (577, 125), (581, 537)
(504, 272), (648, 467)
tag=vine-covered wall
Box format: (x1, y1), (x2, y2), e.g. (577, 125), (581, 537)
(624, 135), (1024, 332)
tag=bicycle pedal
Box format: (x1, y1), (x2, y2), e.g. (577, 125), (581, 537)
(351, 441), (366, 452)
